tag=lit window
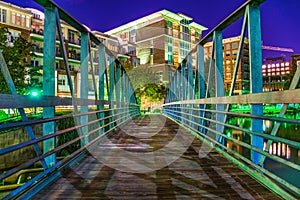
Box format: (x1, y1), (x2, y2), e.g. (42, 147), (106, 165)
(232, 42), (238, 49)
(285, 67), (289, 70)
(272, 64), (275, 68)
(0, 8), (7, 23)
(262, 69), (266, 72)
(282, 72), (285, 75)
(272, 73), (275, 76)
(225, 43), (230, 49)
(16, 14), (21, 26)
(285, 62), (289, 66)
(263, 73), (266, 76)
(268, 69), (271, 72)
(268, 64), (271, 68)
(21, 15), (26, 27)
(11, 12), (16, 24)
(276, 68), (280, 71)
(262, 65), (266, 69)
(276, 72), (280, 75)
(281, 63), (285, 67)
(276, 63), (280, 67)
(272, 68), (275, 72)
(281, 67), (284, 71)
(286, 71), (290, 74)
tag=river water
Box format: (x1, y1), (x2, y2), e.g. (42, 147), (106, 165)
(227, 114), (300, 188)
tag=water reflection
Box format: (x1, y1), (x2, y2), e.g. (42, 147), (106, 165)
(226, 115), (300, 188)
(227, 116), (300, 163)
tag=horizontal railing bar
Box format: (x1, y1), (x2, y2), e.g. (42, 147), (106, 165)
(0, 106), (136, 131)
(0, 108), (138, 157)
(3, 113), (136, 199)
(165, 105), (300, 125)
(0, 94), (139, 109)
(163, 89), (300, 106)
(163, 108), (300, 149)
(0, 111), (137, 182)
(164, 110), (300, 172)
(164, 112), (300, 196)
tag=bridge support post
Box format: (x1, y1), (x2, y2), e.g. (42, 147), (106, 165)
(116, 63), (121, 123)
(43, 6), (57, 167)
(109, 56), (115, 130)
(187, 55), (194, 129)
(98, 45), (106, 135)
(80, 32), (89, 145)
(214, 31), (225, 144)
(177, 70), (181, 121)
(197, 44), (205, 134)
(248, 4), (264, 165)
(181, 63), (186, 125)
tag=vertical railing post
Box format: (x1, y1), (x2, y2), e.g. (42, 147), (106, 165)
(177, 69), (182, 121)
(214, 31), (225, 144)
(80, 32), (89, 145)
(181, 63), (186, 124)
(248, 4), (264, 165)
(109, 56), (115, 129)
(116, 62), (121, 122)
(98, 45), (105, 135)
(197, 44), (205, 134)
(43, 6), (57, 167)
(187, 55), (194, 128)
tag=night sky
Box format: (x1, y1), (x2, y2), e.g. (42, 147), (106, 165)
(4, 0), (300, 58)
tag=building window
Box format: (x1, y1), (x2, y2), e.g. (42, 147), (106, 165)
(16, 14), (21, 26)
(11, 12), (16, 24)
(225, 44), (230, 50)
(26, 16), (30, 28)
(232, 42), (238, 49)
(0, 8), (7, 23)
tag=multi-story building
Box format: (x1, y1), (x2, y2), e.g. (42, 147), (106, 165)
(0, 1), (32, 43)
(204, 36), (250, 94)
(105, 9), (207, 84)
(262, 55), (297, 91)
(92, 31), (139, 68)
(28, 8), (100, 99)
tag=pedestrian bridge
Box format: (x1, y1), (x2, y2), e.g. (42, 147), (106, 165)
(0, 0), (300, 199)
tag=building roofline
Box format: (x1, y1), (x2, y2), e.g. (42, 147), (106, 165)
(105, 9), (207, 34)
(0, 1), (32, 15)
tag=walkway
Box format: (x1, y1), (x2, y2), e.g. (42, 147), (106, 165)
(32, 115), (281, 199)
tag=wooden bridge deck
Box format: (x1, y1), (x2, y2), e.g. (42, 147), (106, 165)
(32, 114), (281, 199)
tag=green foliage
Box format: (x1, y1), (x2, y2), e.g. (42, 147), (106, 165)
(56, 117), (80, 157)
(0, 110), (7, 120)
(127, 66), (158, 90)
(125, 66), (167, 104)
(0, 27), (40, 94)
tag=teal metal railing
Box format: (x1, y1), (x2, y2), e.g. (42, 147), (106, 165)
(163, 0), (300, 199)
(0, 0), (139, 199)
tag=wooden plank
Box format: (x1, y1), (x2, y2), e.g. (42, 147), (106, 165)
(31, 115), (282, 199)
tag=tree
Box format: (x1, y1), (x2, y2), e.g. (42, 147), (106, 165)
(122, 61), (167, 106)
(0, 27), (38, 94)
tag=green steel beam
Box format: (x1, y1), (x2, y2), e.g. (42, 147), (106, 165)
(88, 33), (98, 100)
(55, 8), (75, 97)
(214, 31), (225, 143)
(197, 44), (205, 134)
(80, 32), (89, 145)
(248, 4), (264, 165)
(43, 6), (56, 167)
(98, 45), (105, 134)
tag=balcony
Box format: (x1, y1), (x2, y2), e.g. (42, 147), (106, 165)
(31, 29), (44, 36)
